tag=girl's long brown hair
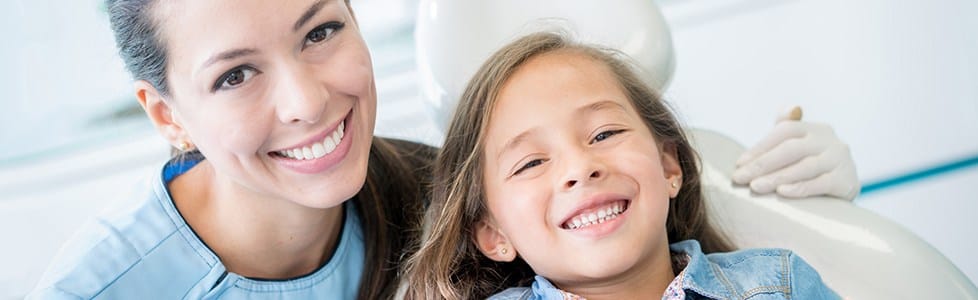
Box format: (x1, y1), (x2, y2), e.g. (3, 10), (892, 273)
(404, 31), (734, 299)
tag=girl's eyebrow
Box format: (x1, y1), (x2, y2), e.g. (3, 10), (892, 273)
(495, 100), (624, 161)
(577, 100), (627, 117)
(497, 128), (539, 162)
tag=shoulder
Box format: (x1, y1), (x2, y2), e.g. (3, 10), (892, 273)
(675, 240), (838, 299)
(488, 287), (533, 300)
(709, 249), (838, 299)
(29, 173), (216, 299)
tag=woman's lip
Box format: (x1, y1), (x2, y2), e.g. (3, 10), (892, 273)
(270, 109), (353, 154)
(270, 110), (355, 174)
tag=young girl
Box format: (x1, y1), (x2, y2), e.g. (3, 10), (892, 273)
(405, 32), (839, 299)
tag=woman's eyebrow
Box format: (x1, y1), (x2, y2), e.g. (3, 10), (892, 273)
(200, 48), (258, 72)
(294, 0), (329, 32)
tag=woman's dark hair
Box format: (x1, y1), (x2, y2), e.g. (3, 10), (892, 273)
(105, 1), (434, 299)
(106, 0), (170, 95)
(360, 138), (435, 299)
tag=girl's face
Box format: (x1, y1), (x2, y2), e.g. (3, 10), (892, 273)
(478, 51), (682, 285)
(150, 0), (376, 207)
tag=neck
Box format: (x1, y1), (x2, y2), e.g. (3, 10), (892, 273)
(170, 161), (347, 279)
(559, 242), (677, 300)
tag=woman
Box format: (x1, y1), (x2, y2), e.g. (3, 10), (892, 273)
(30, 0), (432, 298)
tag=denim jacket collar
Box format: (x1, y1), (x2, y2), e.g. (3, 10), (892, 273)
(513, 239), (830, 300)
(669, 239), (734, 299)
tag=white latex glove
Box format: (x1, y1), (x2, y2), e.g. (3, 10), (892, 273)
(731, 108), (860, 200)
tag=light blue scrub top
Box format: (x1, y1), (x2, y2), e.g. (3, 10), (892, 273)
(28, 155), (365, 299)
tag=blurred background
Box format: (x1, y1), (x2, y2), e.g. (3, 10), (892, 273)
(1, 0), (975, 298)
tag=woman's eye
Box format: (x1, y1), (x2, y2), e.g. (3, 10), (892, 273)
(304, 22), (345, 47)
(513, 159), (545, 176)
(213, 66), (258, 91)
(591, 129), (625, 144)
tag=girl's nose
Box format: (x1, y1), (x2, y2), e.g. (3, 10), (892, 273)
(561, 151), (606, 190)
(564, 169), (603, 190)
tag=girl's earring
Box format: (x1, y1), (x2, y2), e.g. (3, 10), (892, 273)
(501, 248), (508, 255)
(671, 181), (679, 188)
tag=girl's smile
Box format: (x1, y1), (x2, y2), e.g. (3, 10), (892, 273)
(558, 192), (631, 239)
(560, 199), (629, 230)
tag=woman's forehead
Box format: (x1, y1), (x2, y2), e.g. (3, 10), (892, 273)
(156, 0), (350, 75)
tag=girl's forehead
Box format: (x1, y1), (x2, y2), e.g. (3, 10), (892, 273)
(483, 52), (637, 148)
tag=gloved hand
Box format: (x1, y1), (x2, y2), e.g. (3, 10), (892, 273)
(731, 108), (860, 200)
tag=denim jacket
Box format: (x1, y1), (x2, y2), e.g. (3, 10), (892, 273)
(489, 240), (840, 300)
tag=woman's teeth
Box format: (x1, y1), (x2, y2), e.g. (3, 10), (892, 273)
(564, 201), (626, 230)
(277, 121), (345, 160)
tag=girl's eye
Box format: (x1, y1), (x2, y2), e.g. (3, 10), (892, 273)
(304, 22), (345, 47)
(513, 159), (546, 176)
(213, 66), (259, 91)
(590, 129), (626, 144)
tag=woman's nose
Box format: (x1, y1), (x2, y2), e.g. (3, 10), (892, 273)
(276, 66), (328, 125)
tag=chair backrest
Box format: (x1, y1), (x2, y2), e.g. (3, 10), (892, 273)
(689, 128), (978, 299)
(415, 0), (674, 134)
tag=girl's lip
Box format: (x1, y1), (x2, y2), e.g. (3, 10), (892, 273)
(558, 192), (632, 227)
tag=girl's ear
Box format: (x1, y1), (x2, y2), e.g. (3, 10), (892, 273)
(661, 142), (683, 198)
(135, 80), (191, 149)
(474, 218), (517, 262)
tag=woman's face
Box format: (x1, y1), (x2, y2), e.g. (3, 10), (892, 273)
(156, 0), (376, 208)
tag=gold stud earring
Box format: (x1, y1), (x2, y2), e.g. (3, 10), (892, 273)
(671, 181), (678, 188)
(501, 248), (508, 255)
(177, 141), (192, 152)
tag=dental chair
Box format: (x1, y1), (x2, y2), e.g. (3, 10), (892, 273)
(414, 0), (978, 298)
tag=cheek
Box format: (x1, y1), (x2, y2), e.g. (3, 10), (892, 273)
(183, 103), (271, 157)
(323, 42), (375, 102)
(615, 144), (670, 191)
(486, 181), (552, 238)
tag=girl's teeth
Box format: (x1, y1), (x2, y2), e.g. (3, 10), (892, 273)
(564, 201), (627, 230)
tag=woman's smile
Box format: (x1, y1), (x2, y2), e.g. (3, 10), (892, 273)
(270, 108), (356, 174)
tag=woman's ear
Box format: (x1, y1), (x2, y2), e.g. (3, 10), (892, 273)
(661, 142), (683, 197)
(473, 218), (517, 262)
(135, 80), (189, 149)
